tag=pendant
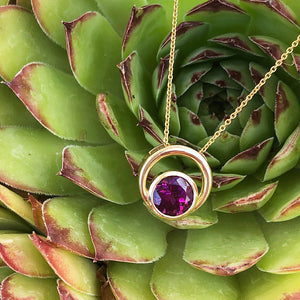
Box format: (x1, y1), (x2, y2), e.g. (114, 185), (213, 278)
(139, 145), (212, 220)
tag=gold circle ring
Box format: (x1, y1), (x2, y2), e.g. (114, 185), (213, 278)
(139, 145), (212, 219)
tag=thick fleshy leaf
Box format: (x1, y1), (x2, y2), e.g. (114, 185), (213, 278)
(0, 127), (82, 195)
(249, 62), (278, 111)
(28, 195), (47, 234)
(250, 36), (298, 77)
(0, 207), (32, 232)
(125, 149), (181, 179)
(64, 12), (122, 96)
(0, 234), (55, 277)
(0, 184), (35, 227)
(0, 266), (14, 282)
(199, 132), (240, 164)
(185, 0), (250, 35)
(183, 46), (234, 66)
(1, 274), (59, 300)
(0, 83), (39, 127)
(151, 231), (240, 300)
(118, 52), (153, 116)
(221, 138), (273, 174)
(108, 262), (155, 300)
(7, 63), (111, 144)
(122, 5), (168, 71)
(158, 22), (210, 63)
(30, 233), (101, 296)
(184, 213), (268, 275)
(60, 144), (139, 204)
(256, 216), (300, 274)
(138, 106), (164, 146)
(58, 279), (99, 300)
(16, 0), (31, 10)
(165, 200), (218, 229)
(264, 125), (300, 181)
(43, 196), (102, 258)
(32, 0), (99, 47)
(0, 6), (69, 81)
(239, 266), (300, 300)
(240, 104), (274, 150)
(178, 107), (207, 144)
(96, 93), (149, 151)
(221, 59), (254, 90)
(211, 33), (263, 56)
(260, 169), (300, 222)
(212, 177), (278, 213)
(94, 0), (147, 36)
(274, 81), (300, 144)
(89, 203), (170, 263)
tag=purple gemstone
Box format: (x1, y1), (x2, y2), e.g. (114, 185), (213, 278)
(153, 175), (194, 217)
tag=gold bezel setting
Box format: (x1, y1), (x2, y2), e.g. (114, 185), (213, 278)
(139, 145), (212, 220)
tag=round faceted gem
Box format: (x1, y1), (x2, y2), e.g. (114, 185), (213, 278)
(153, 175), (194, 217)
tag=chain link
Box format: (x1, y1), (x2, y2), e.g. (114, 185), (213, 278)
(163, 1), (300, 154)
(163, 0), (179, 146)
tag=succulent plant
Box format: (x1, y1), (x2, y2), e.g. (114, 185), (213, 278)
(0, 0), (300, 299)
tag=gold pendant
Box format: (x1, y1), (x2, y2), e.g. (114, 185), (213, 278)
(139, 145), (212, 220)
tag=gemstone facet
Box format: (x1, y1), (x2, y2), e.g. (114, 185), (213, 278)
(152, 175), (194, 217)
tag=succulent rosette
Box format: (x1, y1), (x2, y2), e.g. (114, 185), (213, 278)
(0, 0), (300, 299)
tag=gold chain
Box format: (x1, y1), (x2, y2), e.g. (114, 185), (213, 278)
(163, 0), (300, 154)
(163, 0), (179, 146)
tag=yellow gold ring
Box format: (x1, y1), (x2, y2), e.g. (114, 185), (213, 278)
(139, 145), (212, 220)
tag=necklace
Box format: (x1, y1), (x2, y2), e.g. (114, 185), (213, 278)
(139, 0), (300, 220)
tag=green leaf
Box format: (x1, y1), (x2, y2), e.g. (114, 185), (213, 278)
(30, 233), (100, 296)
(221, 59), (255, 91)
(43, 196), (102, 258)
(64, 11), (122, 96)
(89, 203), (170, 263)
(157, 22), (210, 63)
(221, 138), (273, 174)
(96, 93), (149, 151)
(239, 267), (300, 300)
(178, 107), (207, 144)
(164, 200), (217, 229)
(60, 144), (140, 204)
(0, 6), (69, 81)
(0, 184), (35, 227)
(185, 1), (250, 35)
(256, 216), (300, 274)
(32, 0), (99, 47)
(1, 274), (59, 300)
(0, 266), (14, 282)
(7, 63), (112, 144)
(274, 81), (300, 144)
(0, 127), (82, 195)
(249, 62), (278, 111)
(0, 207), (32, 232)
(199, 132), (240, 164)
(260, 169), (300, 222)
(240, 104), (274, 151)
(118, 52), (153, 116)
(211, 33), (264, 57)
(212, 177), (278, 213)
(264, 125), (300, 181)
(151, 231), (240, 300)
(0, 83), (39, 127)
(108, 262), (156, 300)
(58, 279), (100, 300)
(138, 106), (164, 147)
(94, 0), (147, 36)
(183, 46), (234, 66)
(122, 5), (168, 71)
(184, 213), (268, 275)
(0, 234), (55, 277)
